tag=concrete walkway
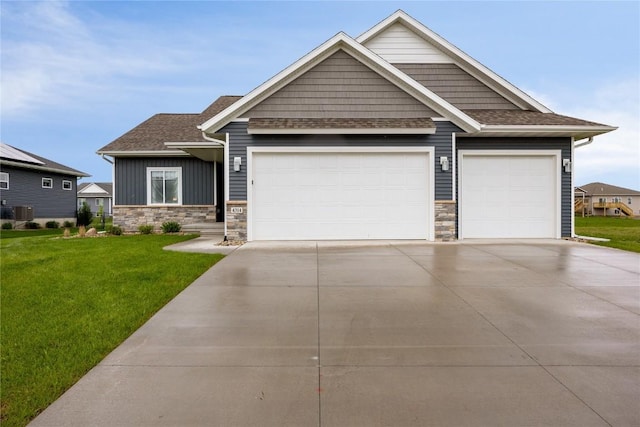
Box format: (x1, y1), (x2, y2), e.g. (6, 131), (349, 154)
(30, 240), (640, 426)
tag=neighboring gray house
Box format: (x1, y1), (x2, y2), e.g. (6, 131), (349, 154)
(77, 182), (113, 217)
(0, 142), (90, 227)
(575, 182), (639, 217)
(97, 10), (615, 241)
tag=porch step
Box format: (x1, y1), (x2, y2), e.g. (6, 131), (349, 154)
(182, 222), (224, 236)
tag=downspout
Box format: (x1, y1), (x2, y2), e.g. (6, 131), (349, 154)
(100, 154), (115, 217)
(572, 136), (594, 237)
(574, 136), (594, 149)
(201, 131), (229, 240)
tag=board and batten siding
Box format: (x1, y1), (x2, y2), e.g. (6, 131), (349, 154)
(395, 64), (519, 110)
(0, 166), (77, 218)
(114, 157), (214, 205)
(222, 121), (459, 202)
(363, 23), (453, 64)
(456, 137), (573, 237)
(245, 50), (437, 119)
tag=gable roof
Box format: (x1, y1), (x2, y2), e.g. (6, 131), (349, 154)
(357, 10), (551, 113)
(78, 182), (113, 196)
(198, 32), (482, 134)
(578, 182), (640, 196)
(97, 96), (241, 154)
(0, 142), (90, 177)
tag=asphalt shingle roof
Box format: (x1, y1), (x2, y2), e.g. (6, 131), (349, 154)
(463, 110), (609, 127)
(248, 117), (436, 130)
(578, 182), (640, 196)
(0, 143), (89, 177)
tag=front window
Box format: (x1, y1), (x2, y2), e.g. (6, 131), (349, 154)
(78, 198), (86, 208)
(42, 178), (53, 188)
(0, 172), (8, 190)
(62, 180), (72, 190)
(628, 198), (632, 205)
(147, 167), (182, 205)
(95, 198), (104, 206)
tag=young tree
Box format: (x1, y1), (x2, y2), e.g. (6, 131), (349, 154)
(77, 201), (93, 227)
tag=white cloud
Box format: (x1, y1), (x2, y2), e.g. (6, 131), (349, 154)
(565, 78), (640, 189)
(0, 1), (192, 118)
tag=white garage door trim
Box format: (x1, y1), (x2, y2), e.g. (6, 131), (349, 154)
(247, 146), (435, 241)
(458, 149), (562, 239)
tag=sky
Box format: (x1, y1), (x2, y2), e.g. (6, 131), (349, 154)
(1, 0), (639, 189)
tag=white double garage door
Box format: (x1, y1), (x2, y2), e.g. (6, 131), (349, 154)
(247, 148), (561, 241)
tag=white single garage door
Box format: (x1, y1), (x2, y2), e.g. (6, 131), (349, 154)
(249, 149), (431, 240)
(459, 152), (560, 239)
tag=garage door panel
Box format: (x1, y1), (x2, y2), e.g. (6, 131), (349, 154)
(460, 154), (558, 239)
(251, 151), (430, 240)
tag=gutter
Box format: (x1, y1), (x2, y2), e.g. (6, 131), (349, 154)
(574, 136), (594, 149)
(100, 153), (114, 164)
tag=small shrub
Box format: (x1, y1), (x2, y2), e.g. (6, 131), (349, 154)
(107, 225), (123, 236)
(46, 221), (60, 229)
(138, 224), (154, 235)
(2, 222), (13, 230)
(77, 202), (93, 227)
(25, 221), (40, 229)
(161, 221), (181, 233)
(63, 220), (74, 228)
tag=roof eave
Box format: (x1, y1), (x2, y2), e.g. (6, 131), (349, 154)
(96, 150), (191, 157)
(247, 127), (437, 135)
(472, 125), (617, 139)
(0, 159), (90, 177)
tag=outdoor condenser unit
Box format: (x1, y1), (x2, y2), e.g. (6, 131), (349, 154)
(14, 206), (34, 221)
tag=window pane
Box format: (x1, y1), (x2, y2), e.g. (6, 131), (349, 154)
(151, 173), (164, 204)
(165, 175), (179, 204)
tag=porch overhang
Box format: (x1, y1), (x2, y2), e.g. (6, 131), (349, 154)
(164, 141), (225, 162)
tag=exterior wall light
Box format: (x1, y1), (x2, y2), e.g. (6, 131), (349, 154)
(440, 156), (449, 171)
(234, 156), (242, 172)
(563, 158), (571, 173)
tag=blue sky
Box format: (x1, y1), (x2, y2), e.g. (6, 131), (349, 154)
(2, 1), (639, 189)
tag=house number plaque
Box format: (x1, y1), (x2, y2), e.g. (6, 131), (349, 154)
(230, 207), (243, 214)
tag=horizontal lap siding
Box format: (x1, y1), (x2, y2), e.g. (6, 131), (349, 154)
(222, 121), (460, 201)
(115, 157), (214, 205)
(363, 23), (453, 64)
(456, 137), (572, 237)
(395, 64), (519, 110)
(0, 166), (77, 218)
(245, 50), (436, 119)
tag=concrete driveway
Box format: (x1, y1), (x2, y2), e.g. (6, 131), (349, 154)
(30, 240), (640, 426)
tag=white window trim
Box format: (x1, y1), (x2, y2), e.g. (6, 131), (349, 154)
(62, 179), (72, 190)
(42, 177), (53, 189)
(146, 167), (183, 205)
(0, 172), (8, 190)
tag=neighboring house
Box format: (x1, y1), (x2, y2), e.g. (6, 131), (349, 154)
(575, 182), (640, 217)
(0, 142), (90, 227)
(77, 182), (113, 217)
(97, 11), (616, 241)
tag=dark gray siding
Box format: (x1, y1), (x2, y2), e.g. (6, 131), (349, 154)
(221, 121), (460, 201)
(456, 137), (573, 237)
(114, 157), (214, 205)
(0, 166), (78, 218)
(245, 50), (437, 119)
(394, 64), (520, 110)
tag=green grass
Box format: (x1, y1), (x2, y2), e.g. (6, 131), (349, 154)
(0, 228), (68, 239)
(575, 216), (640, 253)
(1, 233), (223, 427)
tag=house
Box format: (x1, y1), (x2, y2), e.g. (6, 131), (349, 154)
(97, 10), (616, 241)
(0, 142), (90, 227)
(77, 182), (113, 217)
(575, 182), (640, 217)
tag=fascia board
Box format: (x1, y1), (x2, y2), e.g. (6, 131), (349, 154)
(95, 150), (190, 157)
(480, 125), (617, 133)
(164, 141), (225, 148)
(0, 159), (90, 177)
(357, 10), (552, 113)
(247, 127), (437, 135)
(200, 31), (480, 134)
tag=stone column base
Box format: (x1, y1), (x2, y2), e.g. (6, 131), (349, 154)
(226, 201), (247, 241)
(435, 200), (457, 241)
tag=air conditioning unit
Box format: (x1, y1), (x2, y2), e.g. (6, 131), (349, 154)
(14, 206), (34, 221)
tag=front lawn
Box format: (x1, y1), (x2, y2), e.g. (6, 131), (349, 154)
(575, 216), (640, 253)
(0, 234), (223, 427)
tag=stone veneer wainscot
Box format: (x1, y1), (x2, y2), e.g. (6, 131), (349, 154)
(434, 200), (456, 242)
(113, 205), (216, 231)
(226, 201), (247, 241)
